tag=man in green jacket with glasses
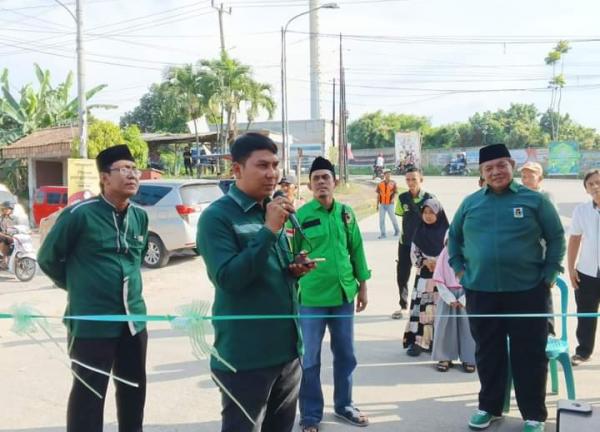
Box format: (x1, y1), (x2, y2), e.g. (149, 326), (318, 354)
(38, 145), (149, 432)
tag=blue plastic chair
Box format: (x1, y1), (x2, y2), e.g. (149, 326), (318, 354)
(503, 276), (576, 413)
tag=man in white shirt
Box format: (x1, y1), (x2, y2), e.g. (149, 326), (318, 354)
(568, 169), (600, 365)
(375, 153), (385, 168)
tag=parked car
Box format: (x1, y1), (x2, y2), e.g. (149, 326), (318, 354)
(131, 179), (223, 268)
(0, 184), (30, 227)
(33, 186), (68, 226)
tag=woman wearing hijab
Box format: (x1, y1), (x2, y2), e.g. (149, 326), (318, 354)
(403, 198), (449, 357)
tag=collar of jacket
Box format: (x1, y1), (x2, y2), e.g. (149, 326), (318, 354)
(227, 184), (270, 213)
(100, 194), (132, 214)
(483, 180), (520, 195)
(100, 194), (131, 254)
(305, 198), (337, 213)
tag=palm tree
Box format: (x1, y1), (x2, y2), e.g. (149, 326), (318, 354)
(545, 41), (571, 140)
(245, 81), (276, 131)
(165, 64), (205, 151)
(198, 53), (253, 153)
(198, 52), (276, 152)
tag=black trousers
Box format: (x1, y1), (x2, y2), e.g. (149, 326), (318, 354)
(212, 359), (301, 432)
(67, 327), (147, 432)
(184, 160), (193, 175)
(466, 283), (548, 421)
(396, 242), (412, 309)
(575, 271), (600, 358)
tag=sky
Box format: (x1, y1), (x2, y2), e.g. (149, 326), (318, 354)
(1, 0), (600, 131)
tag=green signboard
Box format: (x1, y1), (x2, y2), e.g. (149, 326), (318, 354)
(547, 141), (580, 176)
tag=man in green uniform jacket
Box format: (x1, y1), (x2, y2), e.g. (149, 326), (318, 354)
(448, 143), (565, 432)
(38, 145), (149, 432)
(292, 157), (371, 432)
(197, 133), (314, 432)
(393, 168), (433, 318)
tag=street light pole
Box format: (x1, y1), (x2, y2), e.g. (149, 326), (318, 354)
(280, 2), (339, 175)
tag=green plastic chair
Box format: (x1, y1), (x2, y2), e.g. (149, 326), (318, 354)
(503, 276), (576, 413)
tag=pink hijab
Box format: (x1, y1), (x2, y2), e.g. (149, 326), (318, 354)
(432, 245), (462, 289)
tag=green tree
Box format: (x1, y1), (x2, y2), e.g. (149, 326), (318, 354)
(198, 52), (273, 148)
(0, 64), (110, 142)
(348, 111), (431, 149)
(82, 120), (148, 167)
(540, 110), (600, 149)
(165, 64), (212, 150)
(245, 81), (276, 130)
(122, 124), (149, 168)
(545, 40), (571, 139)
(120, 83), (189, 133)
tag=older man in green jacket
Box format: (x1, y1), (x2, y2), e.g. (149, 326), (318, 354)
(449, 143), (565, 432)
(38, 145), (148, 432)
(292, 157), (371, 432)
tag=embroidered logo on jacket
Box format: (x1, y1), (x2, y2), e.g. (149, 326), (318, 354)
(513, 207), (524, 218)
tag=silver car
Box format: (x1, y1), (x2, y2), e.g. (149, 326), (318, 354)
(131, 179), (222, 268)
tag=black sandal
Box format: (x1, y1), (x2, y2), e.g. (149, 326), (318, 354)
(436, 360), (452, 372)
(462, 362), (476, 373)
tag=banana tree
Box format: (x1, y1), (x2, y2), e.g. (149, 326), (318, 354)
(0, 64), (113, 142)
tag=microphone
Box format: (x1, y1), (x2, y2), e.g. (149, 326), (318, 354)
(273, 190), (304, 236)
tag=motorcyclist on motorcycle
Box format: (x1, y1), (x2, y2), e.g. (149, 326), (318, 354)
(0, 201), (15, 269)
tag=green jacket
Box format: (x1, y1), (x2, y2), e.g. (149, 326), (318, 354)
(197, 184), (301, 372)
(37, 196), (149, 337)
(395, 189), (434, 245)
(292, 199), (371, 307)
(448, 181), (565, 292)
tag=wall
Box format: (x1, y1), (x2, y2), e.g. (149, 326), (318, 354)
(350, 146), (600, 174)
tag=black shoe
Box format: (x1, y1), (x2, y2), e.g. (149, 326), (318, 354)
(571, 354), (590, 366)
(406, 344), (422, 357)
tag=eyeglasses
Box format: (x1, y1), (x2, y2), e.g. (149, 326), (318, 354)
(109, 167), (142, 178)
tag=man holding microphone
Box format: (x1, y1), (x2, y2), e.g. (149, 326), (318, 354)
(197, 133), (314, 432)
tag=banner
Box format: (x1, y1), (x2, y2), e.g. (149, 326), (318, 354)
(547, 141), (581, 176)
(395, 132), (421, 166)
(67, 158), (100, 198)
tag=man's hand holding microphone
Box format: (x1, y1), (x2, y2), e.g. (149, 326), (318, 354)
(265, 190), (318, 278)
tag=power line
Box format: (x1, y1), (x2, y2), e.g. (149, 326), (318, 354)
(288, 30), (600, 45)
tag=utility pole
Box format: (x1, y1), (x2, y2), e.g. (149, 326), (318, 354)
(211, 1), (232, 170)
(309, 0), (321, 120)
(332, 78), (336, 149)
(75, 0), (87, 158)
(338, 33), (348, 184)
(211, 1), (232, 54)
(338, 34), (344, 184)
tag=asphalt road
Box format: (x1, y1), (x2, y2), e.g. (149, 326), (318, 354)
(0, 176), (598, 432)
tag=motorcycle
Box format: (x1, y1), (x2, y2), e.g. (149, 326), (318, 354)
(0, 225), (37, 282)
(442, 159), (470, 176)
(394, 162), (415, 175)
(372, 165), (384, 180)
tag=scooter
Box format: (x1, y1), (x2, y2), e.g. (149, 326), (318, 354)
(372, 165), (384, 180)
(394, 162), (416, 175)
(442, 160), (470, 176)
(0, 225), (37, 282)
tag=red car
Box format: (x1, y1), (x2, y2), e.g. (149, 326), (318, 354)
(33, 186), (68, 226)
